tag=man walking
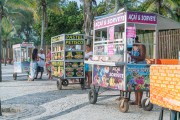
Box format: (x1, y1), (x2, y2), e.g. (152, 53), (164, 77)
(35, 48), (45, 79)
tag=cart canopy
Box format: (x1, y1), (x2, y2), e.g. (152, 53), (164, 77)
(94, 8), (180, 31)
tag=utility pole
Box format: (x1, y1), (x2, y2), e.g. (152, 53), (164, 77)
(0, 3), (2, 116)
(0, 1), (3, 82)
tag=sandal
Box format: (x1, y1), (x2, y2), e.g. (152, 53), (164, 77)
(129, 101), (138, 105)
(115, 97), (123, 101)
(85, 86), (91, 89)
(138, 104), (142, 108)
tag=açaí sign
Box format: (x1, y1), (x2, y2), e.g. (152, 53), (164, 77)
(127, 11), (157, 24)
(94, 13), (125, 30)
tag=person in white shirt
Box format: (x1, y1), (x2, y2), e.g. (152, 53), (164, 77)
(35, 48), (45, 79)
(85, 45), (93, 89)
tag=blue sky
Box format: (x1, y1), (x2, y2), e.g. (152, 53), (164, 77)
(69, 0), (103, 6)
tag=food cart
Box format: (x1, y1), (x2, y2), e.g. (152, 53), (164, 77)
(85, 8), (180, 113)
(13, 42), (34, 80)
(51, 34), (85, 90)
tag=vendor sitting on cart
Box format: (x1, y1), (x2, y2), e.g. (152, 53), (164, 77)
(130, 36), (146, 108)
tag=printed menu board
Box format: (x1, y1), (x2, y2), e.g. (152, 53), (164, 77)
(65, 62), (84, 77)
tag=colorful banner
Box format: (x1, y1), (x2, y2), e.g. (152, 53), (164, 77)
(126, 64), (150, 91)
(127, 11), (157, 24)
(94, 13), (125, 30)
(150, 65), (180, 112)
(93, 65), (124, 90)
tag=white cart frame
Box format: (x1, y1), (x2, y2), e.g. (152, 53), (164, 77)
(86, 8), (180, 113)
(13, 42), (34, 80)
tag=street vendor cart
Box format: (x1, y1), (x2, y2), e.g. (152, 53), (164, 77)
(13, 42), (34, 80)
(86, 8), (180, 113)
(51, 34), (85, 90)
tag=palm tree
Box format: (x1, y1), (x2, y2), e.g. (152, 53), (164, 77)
(2, 17), (15, 66)
(0, 1), (3, 82)
(81, 0), (97, 36)
(140, 0), (180, 21)
(22, 0), (64, 48)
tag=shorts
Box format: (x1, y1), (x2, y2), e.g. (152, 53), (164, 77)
(37, 66), (44, 72)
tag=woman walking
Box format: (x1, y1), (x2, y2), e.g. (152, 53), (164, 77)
(28, 48), (38, 81)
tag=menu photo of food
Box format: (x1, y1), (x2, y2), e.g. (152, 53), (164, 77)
(72, 62), (79, 68)
(65, 62), (84, 77)
(76, 70), (84, 77)
(66, 71), (74, 77)
(66, 67), (74, 72)
(65, 52), (73, 59)
(65, 51), (84, 60)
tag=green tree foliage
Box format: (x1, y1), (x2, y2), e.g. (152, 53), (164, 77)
(139, 0), (180, 21)
(40, 1), (83, 44)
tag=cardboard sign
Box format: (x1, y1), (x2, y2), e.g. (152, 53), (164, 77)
(150, 65), (180, 112)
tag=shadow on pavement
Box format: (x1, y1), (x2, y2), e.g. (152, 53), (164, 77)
(2, 89), (88, 106)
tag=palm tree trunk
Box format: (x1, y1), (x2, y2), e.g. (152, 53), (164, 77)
(114, 0), (120, 12)
(0, 4), (2, 116)
(0, 4), (3, 82)
(4, 47), (6, 66)
(5, 42), (8, 65)
(84, 0), (93, 36)
(40, 5), (45, 49)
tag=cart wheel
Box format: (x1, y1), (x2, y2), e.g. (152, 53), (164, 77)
(88, 89), (97, 104)
(57, 79), (62, 90)
(13, 73), (17, 80)
(80, 78), (85, 89)
(62, 79), (69, 86)
(142, 98), (153, 111)
(119, 99), (129, 113)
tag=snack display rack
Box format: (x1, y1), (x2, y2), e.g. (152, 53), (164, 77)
(51, 34), (85, 90)
(12, 42), (34, 80)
